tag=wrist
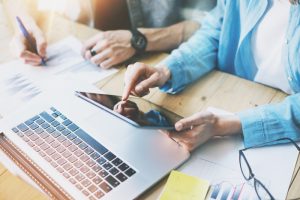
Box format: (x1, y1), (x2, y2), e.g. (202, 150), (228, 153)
(215, 115), (242, 137)
(130, 29), (147, 54)
(139, 26), (180, 52)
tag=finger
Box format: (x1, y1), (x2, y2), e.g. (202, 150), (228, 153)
(81, 33), (103, 57)
(134, 73), (158, 95)
(91, 39), (109, 54)
(168, 130), (184, 140)
(175, 113), (206, 131)
(100, 58), (115, 69)
(90, 49), (112, 66)
(100, 57), (121, 69)
(85, 50), (92, 60)
(25, 61), (41, 66)
(84, 39), (109, 60)
(20, 50), (42, 62)
(122, 63), (146, 101)
(133, 89), (150, 97)
(32, 30), (47, 57)
(24, 58), (43, 66)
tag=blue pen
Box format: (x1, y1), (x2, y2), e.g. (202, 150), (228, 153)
(16, 16), (46, 65)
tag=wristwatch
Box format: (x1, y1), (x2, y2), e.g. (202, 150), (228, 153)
(130, 29), (147, 53)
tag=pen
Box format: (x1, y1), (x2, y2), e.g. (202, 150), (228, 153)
(16, 16), (46, 65)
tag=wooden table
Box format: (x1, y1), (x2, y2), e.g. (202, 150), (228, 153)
(0, 5), (299, 200)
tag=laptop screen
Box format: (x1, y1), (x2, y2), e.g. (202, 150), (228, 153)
(76, 92), (182, 129)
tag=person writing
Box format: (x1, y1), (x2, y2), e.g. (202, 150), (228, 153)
(4, 0), (216, 67)
(122, 0), (300, 151)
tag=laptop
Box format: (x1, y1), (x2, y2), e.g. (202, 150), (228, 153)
(0, 89), (190, 200)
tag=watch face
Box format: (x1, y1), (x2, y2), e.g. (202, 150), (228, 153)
(131, 31), (147, 51)
(135, 36), (146, 48)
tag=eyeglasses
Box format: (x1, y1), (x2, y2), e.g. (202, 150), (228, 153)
(239, 137), (300, 200)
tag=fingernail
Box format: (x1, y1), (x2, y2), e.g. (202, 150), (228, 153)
(176, 123), (183, 131)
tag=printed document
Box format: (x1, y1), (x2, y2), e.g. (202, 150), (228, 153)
(179, 107), (299, 200)
(0, 36), (117, 117)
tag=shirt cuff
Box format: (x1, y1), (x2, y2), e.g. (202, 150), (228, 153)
(158, 56), (186, 94)
(237, 108), (266, 148)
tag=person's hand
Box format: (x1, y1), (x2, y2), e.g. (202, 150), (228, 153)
(10, 20), (47, 66)
(81, 30), (136, 69)
(122, 62), (171, 101)
(160, 111), (242, 152)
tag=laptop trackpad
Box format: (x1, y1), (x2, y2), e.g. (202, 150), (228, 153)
(82, 110), (136, 144)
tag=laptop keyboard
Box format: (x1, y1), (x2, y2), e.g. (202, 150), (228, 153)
(11, 107), (136, 200)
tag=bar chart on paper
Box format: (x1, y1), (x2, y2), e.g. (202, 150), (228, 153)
(0, 67), (45, 117)
(4, 73), (41, 101)
(179, 156), (259, 200)
(0, 36), (117, 116)
(208, 181), (257, 200)
(177, 134), (259, 200)
(178, 129), (298, 200)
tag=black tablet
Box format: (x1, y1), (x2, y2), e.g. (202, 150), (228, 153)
(76, 91), (182, 130)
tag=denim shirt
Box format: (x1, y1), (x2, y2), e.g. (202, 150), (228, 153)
(160, 0), (300, 148)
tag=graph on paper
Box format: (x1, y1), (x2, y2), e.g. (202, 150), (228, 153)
(208, 181), (258, 200)
(0, 36), (118, 117)
(177, 127), (298, 200)
(4, 73), (42, 101)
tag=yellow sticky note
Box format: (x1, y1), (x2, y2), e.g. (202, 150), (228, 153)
(159, 170), (210, 200)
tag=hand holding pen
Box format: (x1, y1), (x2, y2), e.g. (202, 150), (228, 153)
(11, 16), (47, 66)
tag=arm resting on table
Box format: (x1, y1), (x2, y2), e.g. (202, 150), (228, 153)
(238, 94), (300, 148)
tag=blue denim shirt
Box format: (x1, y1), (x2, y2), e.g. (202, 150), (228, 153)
(160, 0), (300, 148)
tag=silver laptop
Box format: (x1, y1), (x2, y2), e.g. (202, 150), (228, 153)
(0, 89), (190, 200)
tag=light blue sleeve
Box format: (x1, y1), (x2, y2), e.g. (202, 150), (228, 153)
(159, 0), (225, 94)
(237, 94), (300, 148)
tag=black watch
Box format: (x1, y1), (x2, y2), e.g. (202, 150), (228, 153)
(130, 29), (147, 53)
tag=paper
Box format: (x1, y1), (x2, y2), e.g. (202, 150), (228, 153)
(45, 37), (117, 83)
(0, 36), (117, 117)
(181, 155), (258, 200)
(177, 107), (299, 200)
(159, 170), (210, 200)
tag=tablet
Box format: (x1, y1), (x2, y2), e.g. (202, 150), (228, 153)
(76, 91), (182, 129)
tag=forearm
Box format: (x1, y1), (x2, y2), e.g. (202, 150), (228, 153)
(158, 4), (224, 94)
(237, 94), (300, 148)
(139, 20), (200, 52)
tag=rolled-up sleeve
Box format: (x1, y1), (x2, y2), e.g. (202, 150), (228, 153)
(238, 94), (300, 148)
(159, 0), (225, 94)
